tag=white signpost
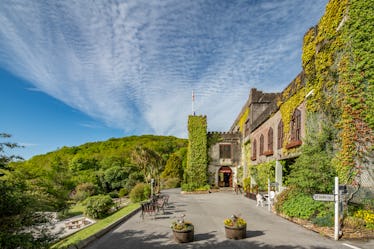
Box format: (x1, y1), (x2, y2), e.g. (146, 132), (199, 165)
(313, 177), (340, 240)
(313, 194), (334, 202)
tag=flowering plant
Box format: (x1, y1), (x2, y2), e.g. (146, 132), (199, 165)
(171, 214), (194, 231)
(224, 214), (247, 228)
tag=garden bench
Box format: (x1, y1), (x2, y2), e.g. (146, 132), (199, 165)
(140, 202), (156, 219)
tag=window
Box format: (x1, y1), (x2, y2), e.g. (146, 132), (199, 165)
(290, 109), (301, 141)
(260, 134), (264, 155)
(219, 144), (231, 159)
(277, 120), (284, 149)
(267, 128), (273, 152)
(286, 109), (302, 149)
(251, 139), (257, 160)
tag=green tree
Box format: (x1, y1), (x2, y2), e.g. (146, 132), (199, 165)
(0, 133), (23, 175)
(0, 134), (52, 248)
(131, 146), (164, 191)
(38, 156), (73, 211)
(69, 156), (98, 172)
(129, 182), (151, 203)
(103, 166), (129, 191)
(161, 152), (183, 179)
(286, 116), (336, 194)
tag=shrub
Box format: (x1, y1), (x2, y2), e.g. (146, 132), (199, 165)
(71, 182), (97, 202)
(354, 209), (374, 230)
(343, 216), (365, 229)
(312, 212), (334, 227)
(280, 192), (324, 219)
(162, 177), (180, 189)
(84, 195), (114, 219)
(108, 191), (119, 198)
(195, 184), (210, 191)
(118, 187), (129, 197)
(129, 183), (150, 203)
(181, 182), (200, 192)
(243, 177), (251, 193)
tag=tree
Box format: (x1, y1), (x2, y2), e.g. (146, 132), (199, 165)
(37, 156), (73, 211)
(161, 152), (183, 179)
(0, 133), (23, 175)
(103, 166), (129, 191)
(0, 133), (52, 248)
(131, 146), (164, 190)
(286, 116), (336, 194)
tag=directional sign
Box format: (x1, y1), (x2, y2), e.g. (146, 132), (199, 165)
(313, 194), (334, 202)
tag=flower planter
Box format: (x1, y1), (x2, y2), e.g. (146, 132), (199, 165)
(225, 225), (246, 240)
(173, 226), (194, 243)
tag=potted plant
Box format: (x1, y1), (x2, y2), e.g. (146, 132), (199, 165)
(171, 214), (194, 243)
(224, 214), (247, 239)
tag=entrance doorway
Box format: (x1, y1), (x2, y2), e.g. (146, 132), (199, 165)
(218, 166), (232, 187)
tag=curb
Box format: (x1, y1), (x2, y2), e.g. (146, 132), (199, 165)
(67, 207), (141, 249)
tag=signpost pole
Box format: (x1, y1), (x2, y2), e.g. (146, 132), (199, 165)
(334, 177), (339, 240)
(268, 178), (271, 212)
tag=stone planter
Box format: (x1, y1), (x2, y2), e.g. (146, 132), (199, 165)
(172, 226), (194, 243)
(225, 225), (246, 240)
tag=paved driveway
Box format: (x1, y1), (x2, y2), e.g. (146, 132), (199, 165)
(86, 188), (373, 249)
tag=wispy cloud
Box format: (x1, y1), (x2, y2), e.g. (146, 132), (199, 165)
(19, 142), (38, 147)
(0, 0), (328, 137)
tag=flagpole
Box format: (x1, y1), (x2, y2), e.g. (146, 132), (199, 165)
(192, 90), (195, 115)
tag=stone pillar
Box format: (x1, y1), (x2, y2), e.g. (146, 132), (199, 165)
(275, 160), (283, 193)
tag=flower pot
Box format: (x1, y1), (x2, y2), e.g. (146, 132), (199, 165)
(225, 224), (246, 239)
(173, 227), (194, 243)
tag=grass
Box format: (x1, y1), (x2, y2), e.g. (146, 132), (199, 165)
(51, 203), (140, 249)
(58, 202), (85, 220)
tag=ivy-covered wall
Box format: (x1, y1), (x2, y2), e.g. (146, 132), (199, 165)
(186, 115), (208, 187)
(301, 0), (373, 183)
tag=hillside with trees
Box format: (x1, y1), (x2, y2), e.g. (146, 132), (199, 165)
(1, 134), (187, 248)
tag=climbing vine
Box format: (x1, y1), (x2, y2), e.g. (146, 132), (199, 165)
(300, 0), (373, 183)
(277, 75), (306, 150)
(185, 115), (208, 188)
(249, 160), (275, 191)
(238, 108), (249, 133)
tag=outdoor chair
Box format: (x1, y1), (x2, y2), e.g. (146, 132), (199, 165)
(141, 202), (156, 219)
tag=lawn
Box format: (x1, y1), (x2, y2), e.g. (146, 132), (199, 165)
(51, 203), (140, 249)
(58, 202), (85, 220)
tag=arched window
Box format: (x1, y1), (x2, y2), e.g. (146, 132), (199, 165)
(251, 139), (257, 160)
(290, 109), (301, 141)
(277, 120), (284, 149)
(268, 128), (273, 152)
(260, 134), (264, 155)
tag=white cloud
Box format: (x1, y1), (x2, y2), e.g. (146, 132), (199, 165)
(0, 0), (328, 136)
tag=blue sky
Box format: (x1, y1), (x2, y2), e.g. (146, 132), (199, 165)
(0, 0), (328, 159)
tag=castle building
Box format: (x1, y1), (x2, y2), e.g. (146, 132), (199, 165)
(188, 0), (373, 196)
(206, 72), (307, 189)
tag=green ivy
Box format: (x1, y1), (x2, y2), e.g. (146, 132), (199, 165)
(249, 160), (275, 191)
(185, 115), (208, 188)
(301, 0), (373, 184)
